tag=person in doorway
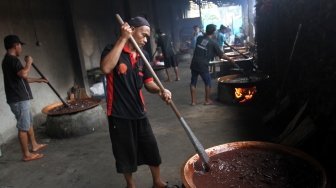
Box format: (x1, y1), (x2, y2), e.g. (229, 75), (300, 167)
(191, 25), (203, 49)
(190, 24), (235, 105)
(210, 24), (227, 73)
(234, 26), (247, 46)
(100, 16), (177, 188)
(156, 29), (180, 82)
(224, 27), (234, 45)
(2, 35), (48, 162)
(216, 25), (227, 51)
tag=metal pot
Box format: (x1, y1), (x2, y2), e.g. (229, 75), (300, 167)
(42, 98), (101, 116)
(217, 71), (269, 88)
(181, 141), (327, 188)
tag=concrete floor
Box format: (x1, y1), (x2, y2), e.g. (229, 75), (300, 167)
(0, 55), (298, 188)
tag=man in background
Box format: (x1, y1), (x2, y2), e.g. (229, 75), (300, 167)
(191, 25), (203, 49)
(156, 29), (180, 82)
(216, 25), (227, 51)
(2, 35), (48, 162)
(190, 24), (235, 105)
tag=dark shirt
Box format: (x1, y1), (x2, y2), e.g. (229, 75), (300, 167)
(190, 35), (224, 72)
(156, 33), (175, 58)
(2, 53), (33, 104)
(101, 44), (153, 119)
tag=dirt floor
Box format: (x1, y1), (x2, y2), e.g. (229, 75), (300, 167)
(0, 54), (324, 188)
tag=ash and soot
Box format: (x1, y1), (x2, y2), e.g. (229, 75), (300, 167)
(192, 147), (324, 188)
(46, 98), (101, 115)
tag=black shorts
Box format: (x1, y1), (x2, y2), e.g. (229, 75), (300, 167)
(164, 55), (178, 68)
(108, 116), (162, 173)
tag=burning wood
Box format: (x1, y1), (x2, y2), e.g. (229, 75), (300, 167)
(234, 86), (257, 103)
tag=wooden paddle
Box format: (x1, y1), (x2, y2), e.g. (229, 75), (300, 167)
(31, 62), (69, 107)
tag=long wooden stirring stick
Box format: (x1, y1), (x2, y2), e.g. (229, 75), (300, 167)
(31, 63), (69, 108)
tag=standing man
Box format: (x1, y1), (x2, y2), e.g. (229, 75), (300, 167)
(216, 25), (227, 51)
(156, 29), (180, 82)
(100, 16), (175, 188)
(190, 24), (235, 105)
(235, 26), (247, 46)
(2, 35), (47, 162)
(191, 25), (203, 49)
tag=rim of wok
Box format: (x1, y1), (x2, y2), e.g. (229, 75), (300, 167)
(42, 98), (101, 116)
(181, 141), (327, 188)
(217, 72), (269, 87)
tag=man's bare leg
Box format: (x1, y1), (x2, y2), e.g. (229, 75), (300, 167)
(28, 126), (46, 152)
(124, 173), (136, 188)
(164, 68), (171, 82)
(204, 86), (213, 105)
(190, 85), (197, 105)
(19, 130), (44, 161)
(173, 67), (180, 81)
(18, 131), (31, 158)
(149, 165), (167, 188)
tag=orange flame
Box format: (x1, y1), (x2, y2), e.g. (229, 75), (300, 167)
(234, 86), (257, 103)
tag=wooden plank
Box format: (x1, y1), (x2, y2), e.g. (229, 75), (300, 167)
(281, 116), (316, 146)
(273, 101), (308, 142)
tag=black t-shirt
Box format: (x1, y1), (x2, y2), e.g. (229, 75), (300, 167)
(2, 54), (33, 104)
(101, 44), (153, 119)
(157, 33), (175, 57)
(190, 35), (224, 72)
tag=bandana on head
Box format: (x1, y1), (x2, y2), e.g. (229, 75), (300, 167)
(128, 16), (150, 28)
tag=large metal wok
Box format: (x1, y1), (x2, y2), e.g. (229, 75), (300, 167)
(182, 141), (327, 188)
(216, 42), (269, 87)
(218, 71), (269, 88)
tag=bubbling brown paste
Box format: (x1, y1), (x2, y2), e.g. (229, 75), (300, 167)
(48, 98), (100, 115)
(192, 147), (323, 188)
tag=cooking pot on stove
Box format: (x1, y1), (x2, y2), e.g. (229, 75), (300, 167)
(218, 71), (269, 88)
(182, 141), (328, 188)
